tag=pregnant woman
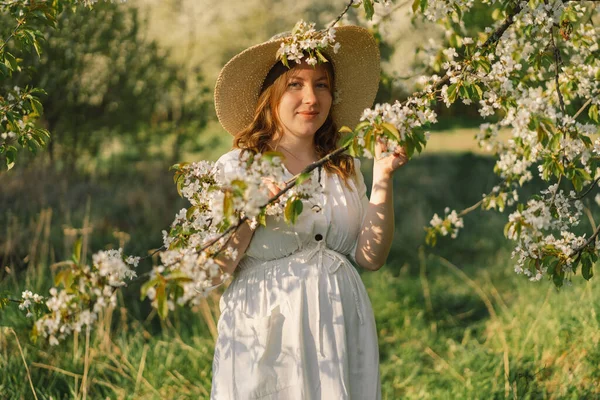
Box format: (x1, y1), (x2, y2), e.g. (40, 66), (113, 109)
(210, 24), (407, 399)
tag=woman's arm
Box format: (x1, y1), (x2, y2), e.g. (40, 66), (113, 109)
(211, 220), (256, 284)
(210, 177), (281, 284)
(355, 142), (408, 271)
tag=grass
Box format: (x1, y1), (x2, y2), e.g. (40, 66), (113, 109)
(1, 130), (599, 399)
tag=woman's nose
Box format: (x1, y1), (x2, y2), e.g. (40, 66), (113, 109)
(302, 86), (318, 104)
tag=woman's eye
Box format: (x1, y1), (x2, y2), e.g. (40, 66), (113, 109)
(317, 83), (330, 89)
(288, 82), (301, 88)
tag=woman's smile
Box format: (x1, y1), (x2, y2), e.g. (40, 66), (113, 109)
(297, 110), (320, 119)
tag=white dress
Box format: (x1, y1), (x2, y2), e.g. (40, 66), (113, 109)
(211, 149), (381, 400)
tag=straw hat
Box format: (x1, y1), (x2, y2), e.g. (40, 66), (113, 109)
(214, 25), (380, 136)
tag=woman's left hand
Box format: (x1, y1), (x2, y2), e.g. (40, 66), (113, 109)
(373, 138), (408, 177)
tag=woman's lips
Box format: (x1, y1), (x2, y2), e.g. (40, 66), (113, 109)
(298, 111), (319, 119)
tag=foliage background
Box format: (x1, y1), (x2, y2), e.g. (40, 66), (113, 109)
(1, 0), (598, 398)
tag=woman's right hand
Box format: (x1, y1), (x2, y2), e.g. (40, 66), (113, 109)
(262, 177), (284, 199)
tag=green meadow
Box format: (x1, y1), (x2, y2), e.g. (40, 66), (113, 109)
(1, 130), (599, 399)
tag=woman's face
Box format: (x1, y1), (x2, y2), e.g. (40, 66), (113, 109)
(276, 63), (333, 141)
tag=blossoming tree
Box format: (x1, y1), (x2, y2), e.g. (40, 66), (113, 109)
(2, 0), (599, 346)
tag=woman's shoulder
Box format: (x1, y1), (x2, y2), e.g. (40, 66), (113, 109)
(215, 148), (249, 178)
(215, 148), (243, 165)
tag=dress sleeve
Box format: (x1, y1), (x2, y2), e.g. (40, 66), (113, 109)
(349, 158), (370, 265)
(214, 148), (244, 179)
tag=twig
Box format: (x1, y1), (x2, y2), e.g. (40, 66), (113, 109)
(573, 97), (594, 120)
(328, 0), (355, 29)
(482, 3), (523, 48)
(0, 19), (24, 54)
(6, 297), (22, 303)
(550, 174), (562, 205)
(550, 28), (566, 116)
(457, 199), (483, 218)
(574, 222), (600, 253)
(139, 246), (165, 261)
(574, 176), (600, 201)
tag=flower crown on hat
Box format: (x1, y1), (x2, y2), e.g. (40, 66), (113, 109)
(275, 20), (340, 68)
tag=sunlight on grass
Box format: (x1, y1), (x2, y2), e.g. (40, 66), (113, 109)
(423, 128), (512, 155)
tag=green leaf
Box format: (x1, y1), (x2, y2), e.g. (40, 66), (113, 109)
(381, 123), (400, 141)
(578, 168), (592, 181)
(167, 270), (194, 283)
(354, 121), (372, 132)
(223, 191), (233, 218)
(338, 126), (354, 134)
(503, 221), (513, 238)
(580, 134), (593, 148)
(459, 84), (470, 100)
(262, 151), (284, 163)
(257, 210), (267, 227)
(350, 137), (360, 157)
(571, 174), (583, 192)
(140, 277), (160, 300)
(29, 98), (43, 116)
(156, 283), (168, 319)
(284, 198), (303, 225)
(491, 7), (502, 20)
(589, 104), (598, 123)
(6, 146), (16, 170)
(452, 4), (463, 21)
(295, 172), (311, 186)
(363, 0), (375, 20)
(546, 257), (560, 275)
(553, 268), (564, 288)
(339, 132), (356, 149)
(3, 51), (18, 71)
(72, 238), (82, 264)
(414, 130), (427, 145)
(448, 34), (459, 48)
(582, 254), (593, 280)
(186, 206), (197, 220)
(315, 50), (328, 64)
(364, 129), (374, 156)
(472, 84), (483, 99)
(411, 0), (420, 13)
(425, 228), (437, 247)
(537, 126), (548, 145)
(447, 84), (459, 104)
(0, 63), (9, 78)
(175, 175), (184, 197)
(478, 60), (491, 74)
(54, 269), (73, 288)
(281, 54), (289, 68)
(405, 137), (415, 158)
